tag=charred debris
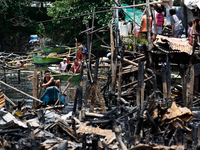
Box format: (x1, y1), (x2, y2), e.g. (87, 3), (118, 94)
(1, 4), (200, 150)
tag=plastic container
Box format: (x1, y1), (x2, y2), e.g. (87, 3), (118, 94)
(120, 24), (128, 36)
(30, 35), (38, 40)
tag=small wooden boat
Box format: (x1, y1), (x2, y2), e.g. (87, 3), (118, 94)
(48, 66), (80, 82)
(41, 46), (76, 54)
(40, 86), (66, 105)
(32, 52), (65, 66)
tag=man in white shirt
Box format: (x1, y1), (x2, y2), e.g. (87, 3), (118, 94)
(59, 58), (68, 73)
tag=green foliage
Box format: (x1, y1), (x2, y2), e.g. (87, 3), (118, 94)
(36, 23), (46, 38)
(123, 34), (148, 45)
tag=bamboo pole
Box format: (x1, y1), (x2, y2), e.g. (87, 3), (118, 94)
(33, 65), (38, 108)
(54, 73), (75, 106)
(133, 1), (136, 52)
(117, 51), (123, 101)
(3, 94), (16, 106)
(146, 0), (152, 50)
(110, 22), (115, 93)
(0, 80), (43, 103)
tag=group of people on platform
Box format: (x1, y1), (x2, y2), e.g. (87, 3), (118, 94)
(42, 42), (86, 89)
(140, 4), (184, 40)
(59, 56), (81, 74)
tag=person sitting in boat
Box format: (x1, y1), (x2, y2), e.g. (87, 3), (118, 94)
(66, 55), (71, 73)
(71, 58), (81, 73)
(42, 70), (60, 89)
(59, 58), (68, 73)
(76, 42), (83, 60)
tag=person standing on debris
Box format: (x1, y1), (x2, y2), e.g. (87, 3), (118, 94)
(71, 58), (81, 73)
(169, 9), (184, 38)
(59, 58), (68, 73)
(76, 42), (83, 60)
(140, 13), (152, 39)
(152, 4), (164, 41)
(42, 70), (60, 89)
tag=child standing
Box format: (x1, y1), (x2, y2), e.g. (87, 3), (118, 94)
(188, 21), (193, 45)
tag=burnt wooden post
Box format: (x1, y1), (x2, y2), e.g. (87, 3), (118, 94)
(180, 64), (187, 106)
(198, 124), (200, 147)
(186, 74), (190, 108)
(162, 63), (167, 103)
(33, 65), (38, 108)
(137, 61), (144, 109)
(189, 65), (194, 109)
(117, 47), (124, 101)
(3, 67), (6, 83)
(152, 73), (158, 98)
(58, 77), (61, 105)
(166, 62), (171, 106)
(17, 69), (20, 84)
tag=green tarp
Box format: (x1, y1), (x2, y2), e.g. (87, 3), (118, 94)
(120, 4), (143, 24)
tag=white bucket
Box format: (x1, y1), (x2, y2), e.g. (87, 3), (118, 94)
(118, 21), (123, 32)
(120, 24), (128, 36)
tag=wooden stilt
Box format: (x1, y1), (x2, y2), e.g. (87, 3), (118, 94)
(180, 64), (187, 106)
(189, 65), (194, 109)
(37, 67), (43, 98)
(162, 64), (167, 102)
(33, 65), (38, 108)
(186, 74), (190, 107)
(141, 83), (146, 110)
(166, 62), (171, 105)
(117, 48), (124, 101)
(3, 67), (6, 83)
(18, 69), (20, 84)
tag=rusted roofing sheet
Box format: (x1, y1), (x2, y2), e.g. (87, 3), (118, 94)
(154, 35), (193, 55)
